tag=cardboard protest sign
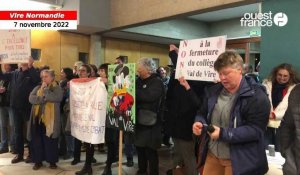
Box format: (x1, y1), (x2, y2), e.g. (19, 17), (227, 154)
(107, 63), (136, 133)
(175, 35), (227, 81)
(70, 78), (107, 144)
(0, 30), (31, 63)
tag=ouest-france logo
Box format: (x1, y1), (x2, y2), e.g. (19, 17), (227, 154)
(240, 12), (288, 27)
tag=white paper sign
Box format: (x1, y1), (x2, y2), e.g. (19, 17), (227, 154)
(0, 30), (31, 63)
(70, 78), (107, 144)
(175, 35), (227, 81)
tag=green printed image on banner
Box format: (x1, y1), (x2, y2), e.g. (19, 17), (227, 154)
(107, 63), (136, 132)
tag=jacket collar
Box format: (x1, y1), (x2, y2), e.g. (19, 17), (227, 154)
(207, 76), (257, 123)
(237, 77), (255, 97)
(211, 76), (256, 98)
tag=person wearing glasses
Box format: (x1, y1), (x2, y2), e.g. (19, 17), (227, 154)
(74, 64), (99, 175)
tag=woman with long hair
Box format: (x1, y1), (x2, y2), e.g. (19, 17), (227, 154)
(263, 63), (299, 151)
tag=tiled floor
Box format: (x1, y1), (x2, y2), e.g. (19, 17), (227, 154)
(0, 146), (172, 175)
(0, 146), (283, 175)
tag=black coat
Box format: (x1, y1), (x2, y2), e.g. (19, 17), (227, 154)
(165, 72), (212, 141)
(0, 67), (40, 119)
(165, 51), (214, 141)
(279, 84), (300, 175)
(135, 74), (164, 149)
(0, 79), (10, 106)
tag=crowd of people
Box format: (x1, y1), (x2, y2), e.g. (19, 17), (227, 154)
(0, 45), (300, 175)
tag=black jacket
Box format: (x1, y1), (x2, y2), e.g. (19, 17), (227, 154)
(0, 67), (40, 118)
(165, 50), (214, 141)
(0, 79), (11, 106)
(136, 74), (165, 117)
(135, 74), (164, 149)
(279, 84), (300, 175)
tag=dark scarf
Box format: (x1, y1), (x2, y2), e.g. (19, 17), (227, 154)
(272, 82), (288, 108)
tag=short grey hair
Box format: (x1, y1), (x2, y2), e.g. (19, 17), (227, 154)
(42, 69), (55, 78)
(214, 50), (244, 72)
(137, 58), (157, 74)
(74, 61), (83, 67)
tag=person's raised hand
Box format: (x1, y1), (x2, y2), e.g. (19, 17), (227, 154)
(178, 76), (190, 90)
(169, 44), (179, 53)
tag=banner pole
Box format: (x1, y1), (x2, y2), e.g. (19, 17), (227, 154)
(118, 130), (123, 175)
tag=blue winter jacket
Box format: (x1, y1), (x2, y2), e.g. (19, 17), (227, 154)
(195, 76), (270, 175)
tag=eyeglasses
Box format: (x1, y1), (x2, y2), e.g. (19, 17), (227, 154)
(79, 69), (86, 72)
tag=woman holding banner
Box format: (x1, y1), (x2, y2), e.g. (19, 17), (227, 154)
(74, 64), (98, 175)
(28, 69), (63, 170)
(135, 58), (164, 175)
(71, 65), (92, 166)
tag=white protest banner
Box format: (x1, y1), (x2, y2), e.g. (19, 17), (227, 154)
(70, 78), (107, 144)
(175, 35), (227, 81)
(0, 29), (31, 63)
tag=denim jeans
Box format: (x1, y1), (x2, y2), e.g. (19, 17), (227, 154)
(0, 106), (15, 150)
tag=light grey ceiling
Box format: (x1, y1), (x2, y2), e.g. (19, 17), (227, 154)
(102, 3), (261, 44)
(189, 3), (260, 22)
(102, 31), (180, 45)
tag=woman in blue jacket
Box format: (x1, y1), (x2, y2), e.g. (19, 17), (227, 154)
(193, 50), (270, 175)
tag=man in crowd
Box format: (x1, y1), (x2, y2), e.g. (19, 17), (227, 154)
(165, 45), (213, 175)
(0, 64), (18, 154)
(73, 61), (83, 78)
(0, 57), (40, 164)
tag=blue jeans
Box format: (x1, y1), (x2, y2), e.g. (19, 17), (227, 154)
(0, 106), (15, 150)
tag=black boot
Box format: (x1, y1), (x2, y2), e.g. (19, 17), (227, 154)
(126, 158), (134, 167)
(75, 166), (92, 175)
(92, 157), (97, 163)
(71, 158), (80, 165)
(102, 165), (112, 175)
